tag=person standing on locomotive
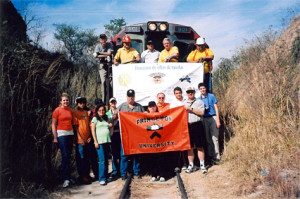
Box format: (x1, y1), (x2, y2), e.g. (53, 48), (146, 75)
(140, 40), (160, 63)
(187, 38), (214, 93)
(113, 35), (140, 65)
(93, 34), (113, 102)
(158, 38), (179, 63)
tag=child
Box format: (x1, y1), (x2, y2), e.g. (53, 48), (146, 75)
(73, 97), (93, 184)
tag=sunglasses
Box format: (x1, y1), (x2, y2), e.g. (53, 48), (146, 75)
(158, 97), (165, 99)
(186, 91), (195, 94)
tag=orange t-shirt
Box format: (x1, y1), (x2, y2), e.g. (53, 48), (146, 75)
(73, 109), (91, 143)
(52, 106), (73, 131)
(157, 103), (170, 112)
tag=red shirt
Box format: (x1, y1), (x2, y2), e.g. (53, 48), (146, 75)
(52, 106), (73, 131)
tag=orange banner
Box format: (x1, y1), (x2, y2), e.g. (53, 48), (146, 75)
(119, 106), (190, 155)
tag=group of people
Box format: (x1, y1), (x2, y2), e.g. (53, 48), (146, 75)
(93, 33), (214, 102)
(52, 81), (221, 187)
(51, 33), (218, 187)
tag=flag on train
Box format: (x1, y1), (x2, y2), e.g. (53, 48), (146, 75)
(119, 106), (190, 155)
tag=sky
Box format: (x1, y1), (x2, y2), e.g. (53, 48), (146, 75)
(11, 0), (300, 67)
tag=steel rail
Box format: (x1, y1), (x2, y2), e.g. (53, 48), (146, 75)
(119, 173), (133, 199)
(175, 167), (188, 199)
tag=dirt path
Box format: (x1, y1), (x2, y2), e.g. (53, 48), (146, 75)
(129, 176), (180, 199)
(50, 163), (257, 199)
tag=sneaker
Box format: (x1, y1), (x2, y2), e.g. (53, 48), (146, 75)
(151, 177), (157, 182)
(62, 180), (70, 188)
(121, 176), (127, 181)
(185, 165), (195, 174)
(99, 181), (106, 185)
(200, 166), (208, 174)
(159, 177), (166, 182)
(182, 165), (187, 170)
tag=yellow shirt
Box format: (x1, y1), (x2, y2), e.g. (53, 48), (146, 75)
(114, 47), (139, 64)
(187, 49), (214, 73)
(158, 46), (179, 63)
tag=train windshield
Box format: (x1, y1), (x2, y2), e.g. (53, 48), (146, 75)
(131, 40), (143, 54)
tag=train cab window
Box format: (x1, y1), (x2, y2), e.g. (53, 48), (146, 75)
(174, 41), (189, 62)
(131, 40), (143, 55)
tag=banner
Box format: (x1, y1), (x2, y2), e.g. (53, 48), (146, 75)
(113, 62), (204, 106)
(119, 106), (190, 155)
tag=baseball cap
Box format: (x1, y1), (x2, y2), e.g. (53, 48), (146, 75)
(99, 34), (107, 39)
(148, 101), (156, 107)
(186, 87), (195, 92)
(75, 97), (87, 104)
(127, 89), (135, 97)
(147, 40), (153, 45)
(109, 97), (117, 103)
(94, 98), (103, 105)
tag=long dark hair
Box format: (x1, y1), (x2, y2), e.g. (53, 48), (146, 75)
(95, 104), (108, 122)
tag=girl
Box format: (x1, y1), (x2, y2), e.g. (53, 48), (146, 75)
(91, 104), (113, 185)
(52, 92), (74, 188)
(147, 101), (167, 182)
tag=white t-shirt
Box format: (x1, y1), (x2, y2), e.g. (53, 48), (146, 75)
(140, 49), (160, 63)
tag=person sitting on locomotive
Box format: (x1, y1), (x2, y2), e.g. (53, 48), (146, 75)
(140, 40), (160, 63)
(187, 37), (214, 92)
(158, 38), (179, 63)
(114, 35), (140, 65)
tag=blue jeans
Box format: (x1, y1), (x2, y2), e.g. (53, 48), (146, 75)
(58, 135), (74, 181)
(76, 143), (92, 178)
(120, 144), (141, 176)
(96, 143), (110, 182)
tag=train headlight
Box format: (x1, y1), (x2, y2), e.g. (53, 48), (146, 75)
(159, 23), (168, 31)
(148, 23), (157, 31)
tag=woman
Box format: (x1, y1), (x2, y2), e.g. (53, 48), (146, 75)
(91, 104), (113, 185)
(147, 101), (167, 182)
(52, 92), (74, 188)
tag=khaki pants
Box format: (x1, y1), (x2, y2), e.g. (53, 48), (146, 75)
(203, 116), (220, 160)
(98, 63), (111, 102)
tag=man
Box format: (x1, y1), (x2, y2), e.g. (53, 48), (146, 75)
(156, 92), (170, 112)
(170, 87), (188, 170)
(198, 83), (221, 165)
(183, 87), (207, 174)
(170, 86), (186, 108)
(140, 40), (160, 63)
(114, 35), (140, 65)
(115, 89), (144, 180)
(106, 97), (121, 179)
(158, 38), (179, 63)
(187, 38), (214, 93)
(93, 34), (113, 102)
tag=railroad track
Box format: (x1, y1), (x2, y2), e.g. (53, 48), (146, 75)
(119, 168), (188, 199)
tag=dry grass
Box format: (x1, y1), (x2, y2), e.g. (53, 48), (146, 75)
(214, 15), (300, 198)
(0, 37), (99, 197)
